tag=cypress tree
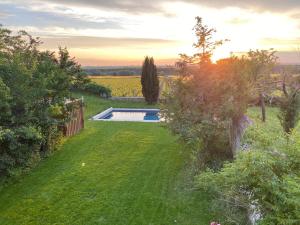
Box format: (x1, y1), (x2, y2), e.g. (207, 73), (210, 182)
(141, 56), (159, 104)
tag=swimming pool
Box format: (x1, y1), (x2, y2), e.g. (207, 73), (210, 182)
(91, 108), (161, 122)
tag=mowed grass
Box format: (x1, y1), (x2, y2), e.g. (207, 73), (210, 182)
(0, 93), (213, 225)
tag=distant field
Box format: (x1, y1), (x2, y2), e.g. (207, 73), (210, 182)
(90, 75), (174, 97)
(91, 76), (141, 97)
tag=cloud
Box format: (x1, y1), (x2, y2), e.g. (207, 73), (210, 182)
(3, 0), (300, 15)
(0, 11), (12, 18)
(0, 3), (122, 30)
(2, 0), (299, 66)
(40, 0), (300, 13)
(226, 18), (251, 25)
(40, 36), (180, 49)
(53, 0), (161, 14)
(77, 57), (176, 66)
(184, 0), (300, 12)
(259, 38), (300, 49)
(291, 13), (300, 19)
(38, 36), (181, 66)
(1, 0), (165, 15)
(276, 51), (300, 64)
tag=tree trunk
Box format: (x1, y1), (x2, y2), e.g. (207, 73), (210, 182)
(260, 92), (266, 122)
(229, 115), (251, 156)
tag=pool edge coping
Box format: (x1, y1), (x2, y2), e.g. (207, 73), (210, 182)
(90, 107), (161, 122)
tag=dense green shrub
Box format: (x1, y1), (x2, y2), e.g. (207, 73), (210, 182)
(196, 141), (300, 225)
(76, 82), (111, 98)
(0, 26), (83, 177)
(0, 78), (11, 126)
(0, 126), (42, 176)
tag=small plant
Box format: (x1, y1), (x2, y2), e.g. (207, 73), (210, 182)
(278, 73), (300, 134)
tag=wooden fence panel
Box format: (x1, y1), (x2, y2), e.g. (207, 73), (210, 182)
(63, 99), (84, 137)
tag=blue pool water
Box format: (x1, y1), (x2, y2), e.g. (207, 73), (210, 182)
(92, 108), (161, 122)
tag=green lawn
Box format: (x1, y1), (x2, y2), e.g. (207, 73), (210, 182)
(0, 93), (212, 225)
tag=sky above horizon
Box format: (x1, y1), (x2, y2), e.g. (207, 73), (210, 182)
(1, 0), (300, 66)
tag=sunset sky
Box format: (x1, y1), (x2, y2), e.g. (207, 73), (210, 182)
(1, 0), (300, 66)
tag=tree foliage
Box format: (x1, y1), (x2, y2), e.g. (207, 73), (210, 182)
(0, 26), (102, 177)
(163, 17), (251, 169)
(0, 27), (64, 176)
(278, 72), (300, 134)
(247, 49), (278, 122)
(141, 56), (159, 104)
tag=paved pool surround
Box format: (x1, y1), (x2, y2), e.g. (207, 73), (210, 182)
(91, 107), (161, 122)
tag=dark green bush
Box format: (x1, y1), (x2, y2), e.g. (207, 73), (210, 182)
(75, 82), (111, 98)
(196, 143), (300, 225)
(0, 27), (82, 178)
(0, 126), (42, 176)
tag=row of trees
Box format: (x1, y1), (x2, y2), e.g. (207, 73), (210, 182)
(0, 26), (109, 177)
(163, 17), (300, 224)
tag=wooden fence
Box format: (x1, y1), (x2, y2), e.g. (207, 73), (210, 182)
(63, 98), (84, 137)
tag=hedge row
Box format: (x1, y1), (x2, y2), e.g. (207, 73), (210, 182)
(73, 82), (111, 98)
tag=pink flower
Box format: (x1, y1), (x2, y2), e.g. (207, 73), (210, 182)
(210, 222), (221, 225)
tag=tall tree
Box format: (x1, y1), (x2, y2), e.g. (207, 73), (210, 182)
(57, 47), (90, 89)
(163, 17), (251, 168)
(247, 49), (277, 122)
(141, 56), (159, 104)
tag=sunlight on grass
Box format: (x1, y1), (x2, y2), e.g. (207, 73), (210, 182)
(0, 93), (212, 225)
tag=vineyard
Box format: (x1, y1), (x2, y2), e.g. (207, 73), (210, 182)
(90, 76), (173, 97)
(91, 76), (142, 96)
